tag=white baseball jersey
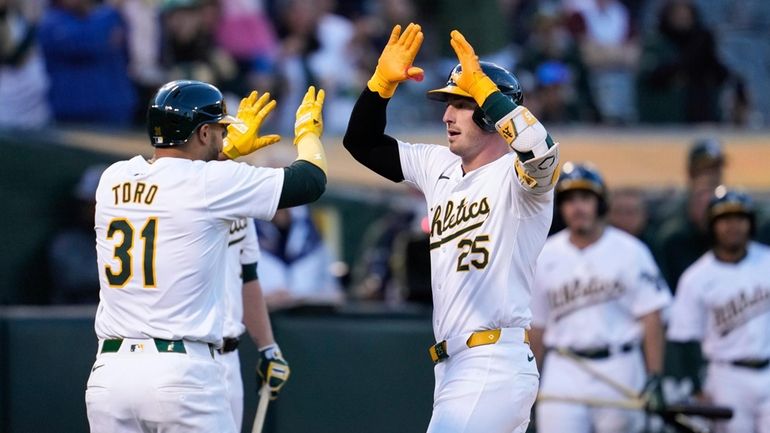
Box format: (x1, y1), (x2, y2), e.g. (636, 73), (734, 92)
(222, 218), (260, 339)
(398, 140), (553, 341)
(94, 155), (283, 345)
(531, 227), (671, 349)
(667, 242), (770, 361)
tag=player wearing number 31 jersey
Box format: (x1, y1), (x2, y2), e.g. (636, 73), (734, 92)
(344, 24), (559, 433)
(86, 81), (327, 433)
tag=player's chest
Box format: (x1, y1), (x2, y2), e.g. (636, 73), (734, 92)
(700, 270), (770, 310)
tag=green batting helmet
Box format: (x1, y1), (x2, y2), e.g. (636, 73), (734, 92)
(147, 80), (239, 147)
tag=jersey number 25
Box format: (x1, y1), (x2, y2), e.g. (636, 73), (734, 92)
(456, 235), (490, 272)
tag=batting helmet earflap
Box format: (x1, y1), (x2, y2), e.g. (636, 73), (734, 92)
(555, 162), (608, 216)
(147, 80), (240, 147)
(427, 62), (523, 133)
(707, 186), (755, 234)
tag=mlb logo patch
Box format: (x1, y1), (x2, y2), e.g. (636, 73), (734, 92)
(130, 343), (145, 352)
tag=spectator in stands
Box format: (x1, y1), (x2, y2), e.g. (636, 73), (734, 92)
(271, 0), (357, 134)
(47, 165), (106, 304)
(567, 0), (640, 124)
(159, 0), (238, 92)
(609, 187), (654, 246)
(214, 0), (279, 96)
(652, 138), (725, 292)
(637, 0), (728, 123)
(117, 0), (164, 124)
(0, 0), (50, 129)
(255, 206), (343, 309)
(38, 0), (136, 126)
(516, 8), (596, 123)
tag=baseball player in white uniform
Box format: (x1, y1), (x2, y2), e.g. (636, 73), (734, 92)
(86, 81), (327, 433)
(344, 25), (560, 433)
(218, 217), (288, 431)
(530, 162), (671, 433)
(668, 187), (770, 433)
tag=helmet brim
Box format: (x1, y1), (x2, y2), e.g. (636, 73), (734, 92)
(426, 85), (473, 101)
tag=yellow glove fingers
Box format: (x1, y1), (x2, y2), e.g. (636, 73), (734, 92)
(261, 134), (282, 145)
(251, 91), (271, 113)
(450, 30), (474, 56)
(400, 23), (420, 48)
(301, 85), (316, 107)
(253, 98), (277, 125)
(315, 88), (325, 107)
(387, 24), (401, 46)
(246, 90), (259, 107)
(408, 30), (424, 57)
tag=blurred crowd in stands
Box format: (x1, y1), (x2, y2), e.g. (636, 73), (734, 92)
(44, 137), (770, 307)
(1, 0), (769, 133)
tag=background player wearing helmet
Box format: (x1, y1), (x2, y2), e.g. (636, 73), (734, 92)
(344, 24), (559, 433)
(530, 162), (671, 433)
(668, 187), (770, 433)
(86, 80), (325, 433)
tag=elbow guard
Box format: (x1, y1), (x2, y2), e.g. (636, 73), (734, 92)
(495, 106), (549, 162)
(514, 142), (560, 194)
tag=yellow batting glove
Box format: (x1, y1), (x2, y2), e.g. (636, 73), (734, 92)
(449, 30), (499, 107)
(294, 86), (328, 174)
(222, 91), (281, 159)
(367, 23), (425, 98)
(294, 86), (324, 143)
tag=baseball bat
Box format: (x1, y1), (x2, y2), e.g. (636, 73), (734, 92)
(661, 403), (733, 420)
(538, 394), (733, 420)
(251, 384), (271, 433)
(538, 393), (645, 410)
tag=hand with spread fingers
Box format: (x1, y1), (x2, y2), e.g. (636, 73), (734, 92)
(222, 91), (281, 159)
(368, 22), (425, 98)
(294, 85), (325, 144)
(257, 344), (291, 400)
(449, 30), (500, 107)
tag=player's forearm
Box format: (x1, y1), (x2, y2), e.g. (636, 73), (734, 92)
(641, 311), (665, 375)
(342, 89), (404, 182)
(242, 279), (276, 348)
(277, 160), (326, 209)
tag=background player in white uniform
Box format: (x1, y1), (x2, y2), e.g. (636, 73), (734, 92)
(218, 218), (288, 431)
(530, 162), (671, 433)
(86, 81), (327, 433)
(668, 187), (770, 433)
(344, 24), (560, 433)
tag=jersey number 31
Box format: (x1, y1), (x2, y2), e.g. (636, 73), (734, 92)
(104, 217), (158, 288)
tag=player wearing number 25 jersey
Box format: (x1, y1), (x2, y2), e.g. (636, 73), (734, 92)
(344, 25), (559, 433)
(86, 81), (326, 433)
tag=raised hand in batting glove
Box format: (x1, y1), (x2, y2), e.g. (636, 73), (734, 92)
(642, 374), (666, 413)
(367, 23), (424, 98)
(294, 86), (325, 143)
(222, 91), (281, 159)
(448, 30), (499, 107)
(293, 86), (328, 174)
(257, 344), (290, 400)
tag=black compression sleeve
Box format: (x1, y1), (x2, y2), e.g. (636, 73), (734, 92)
(241, 262), (258, 282)
(342, 89), (404, 182)
(277, 160), (326, 209)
